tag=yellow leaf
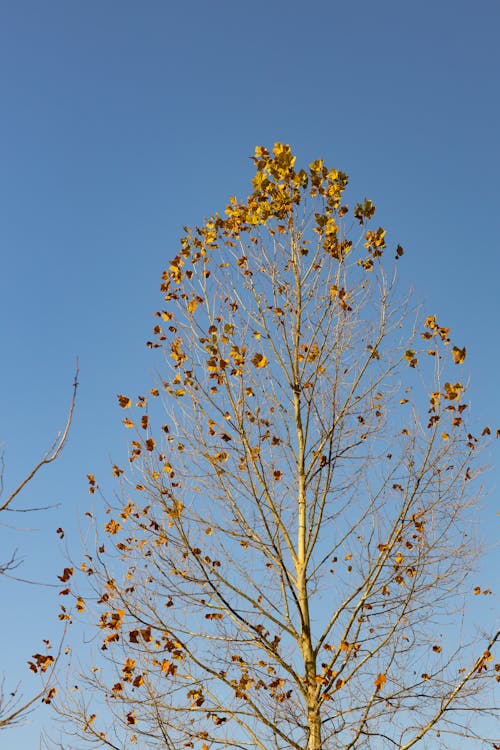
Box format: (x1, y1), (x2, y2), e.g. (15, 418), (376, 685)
(123, 418), (134, 428)
(444, 382), (464, 401)
(374, 673), (386, 691)
(404, 350), (417, 367)
(442, 433), (450, 441)
(187, 297), (199, 314)
(252, 353), (268, 369)
(452, 346), (466, 364)
(117, 395), (132, 409)
(105, 519), (121, 535)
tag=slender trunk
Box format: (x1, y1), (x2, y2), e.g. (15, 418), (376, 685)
(307, 703), (322, 750)
(291, 232), (322, 750)
(295, 387), (322, 750)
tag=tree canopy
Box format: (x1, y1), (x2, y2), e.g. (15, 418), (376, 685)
(56, 144), (498, 750)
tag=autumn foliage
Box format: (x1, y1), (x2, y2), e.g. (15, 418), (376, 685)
(58, 145), (498, 749)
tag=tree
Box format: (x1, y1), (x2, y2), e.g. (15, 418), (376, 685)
(0, 366), (78, 730)
(60, 145), (497, 749)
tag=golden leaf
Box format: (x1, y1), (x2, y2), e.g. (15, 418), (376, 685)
(252, 353), (268, 369)
(374, 673), (386, 692)
(444, 382), (464, 401)
(187, 297), (199, 314)
(452, 346), (466, 364)
(117, 395), (132, 409)
(404, 350), (417, 367)
(104, 519), (121, 535)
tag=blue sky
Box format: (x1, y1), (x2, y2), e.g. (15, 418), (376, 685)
(0, 1), (498, 747)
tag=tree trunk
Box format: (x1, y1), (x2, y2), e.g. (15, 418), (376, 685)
(307, 703), (322, 750)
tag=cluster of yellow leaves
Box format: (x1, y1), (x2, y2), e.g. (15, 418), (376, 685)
(443, 382), (464, 401)
(354, 198), (376, 225)
(364, 227), (386, 258)
(104, 518), (121, 535)
(422, 315), (451, 345)
(154, 143), (366, 334)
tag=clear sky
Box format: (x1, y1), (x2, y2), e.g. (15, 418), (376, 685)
(1, 1), (498, 747)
